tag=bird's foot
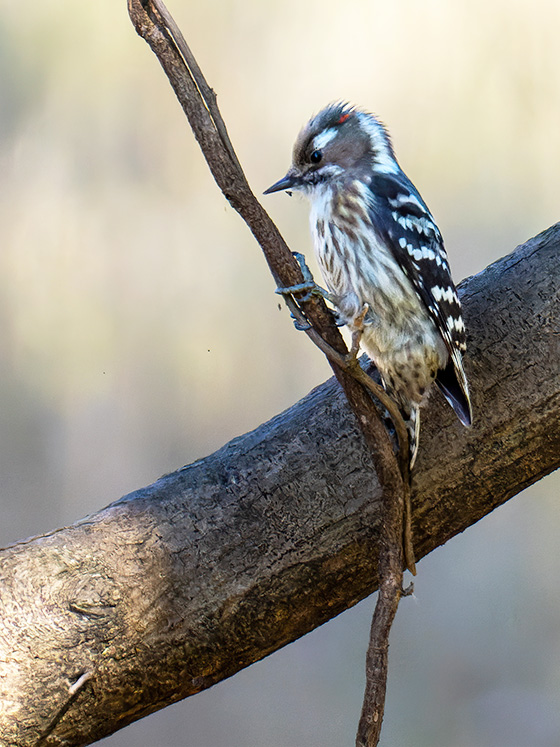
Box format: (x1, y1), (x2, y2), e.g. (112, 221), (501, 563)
(276, 252), (338, 330)
(275, 252), (332, 304)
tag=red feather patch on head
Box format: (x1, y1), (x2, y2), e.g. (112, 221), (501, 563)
(338, 112), (351, 124)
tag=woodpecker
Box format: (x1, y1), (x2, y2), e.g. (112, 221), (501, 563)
(264, 103), (472, 467)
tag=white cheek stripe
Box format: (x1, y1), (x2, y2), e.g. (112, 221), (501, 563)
(313, 128), (338, 150)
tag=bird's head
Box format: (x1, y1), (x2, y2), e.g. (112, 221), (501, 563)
(264, 103), (398, 196)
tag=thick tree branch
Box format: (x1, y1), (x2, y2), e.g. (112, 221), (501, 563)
(0, 225), (558, 745)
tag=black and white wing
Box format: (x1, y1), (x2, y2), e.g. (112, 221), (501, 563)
(368, 171), (472, 425)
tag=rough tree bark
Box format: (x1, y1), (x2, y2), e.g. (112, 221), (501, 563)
(0, 225), (558, 745)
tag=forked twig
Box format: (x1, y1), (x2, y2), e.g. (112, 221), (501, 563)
(128, 2), (415, 744)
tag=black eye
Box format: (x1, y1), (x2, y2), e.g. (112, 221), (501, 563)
(309, 150), (323, 164)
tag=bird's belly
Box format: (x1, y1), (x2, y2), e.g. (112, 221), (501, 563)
(362, 318), (446, 406)
(313, 217), (447, 404)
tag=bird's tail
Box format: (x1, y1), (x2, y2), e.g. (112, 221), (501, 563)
(436, 352), (472, 427)
(406, 405), (421, 469)
(378, 373), (421, 469)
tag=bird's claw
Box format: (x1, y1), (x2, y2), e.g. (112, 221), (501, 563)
(291, 314), (312, 331)
(275, 252), (333, 303)
(275, 280), (331, 305)
(276, 252), (340, 331)
(292, 252), (314, 283)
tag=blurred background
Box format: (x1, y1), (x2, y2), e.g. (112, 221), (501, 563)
(1, 0), (559, 745)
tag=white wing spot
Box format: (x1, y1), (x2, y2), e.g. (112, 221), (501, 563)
(388, 192), (425, 211)
(395, 214), (413, 231)
(432, 285), (459, 304)
(420, 246), (436, 261)
(446, 314), (459, 331)
(432, 286), (458, 304)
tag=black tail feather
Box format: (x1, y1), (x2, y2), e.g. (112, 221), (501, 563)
(436, 359), (472, 426)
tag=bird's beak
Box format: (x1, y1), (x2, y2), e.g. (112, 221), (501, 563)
(263, 170), (300, 195)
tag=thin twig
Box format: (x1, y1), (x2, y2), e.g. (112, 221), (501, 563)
(282, 295), (408, 463)
(150, 0), (242, 170)
(128, 3), (414, 744)
(282, 292), (415, 574)
(357, 577), (414, 746)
